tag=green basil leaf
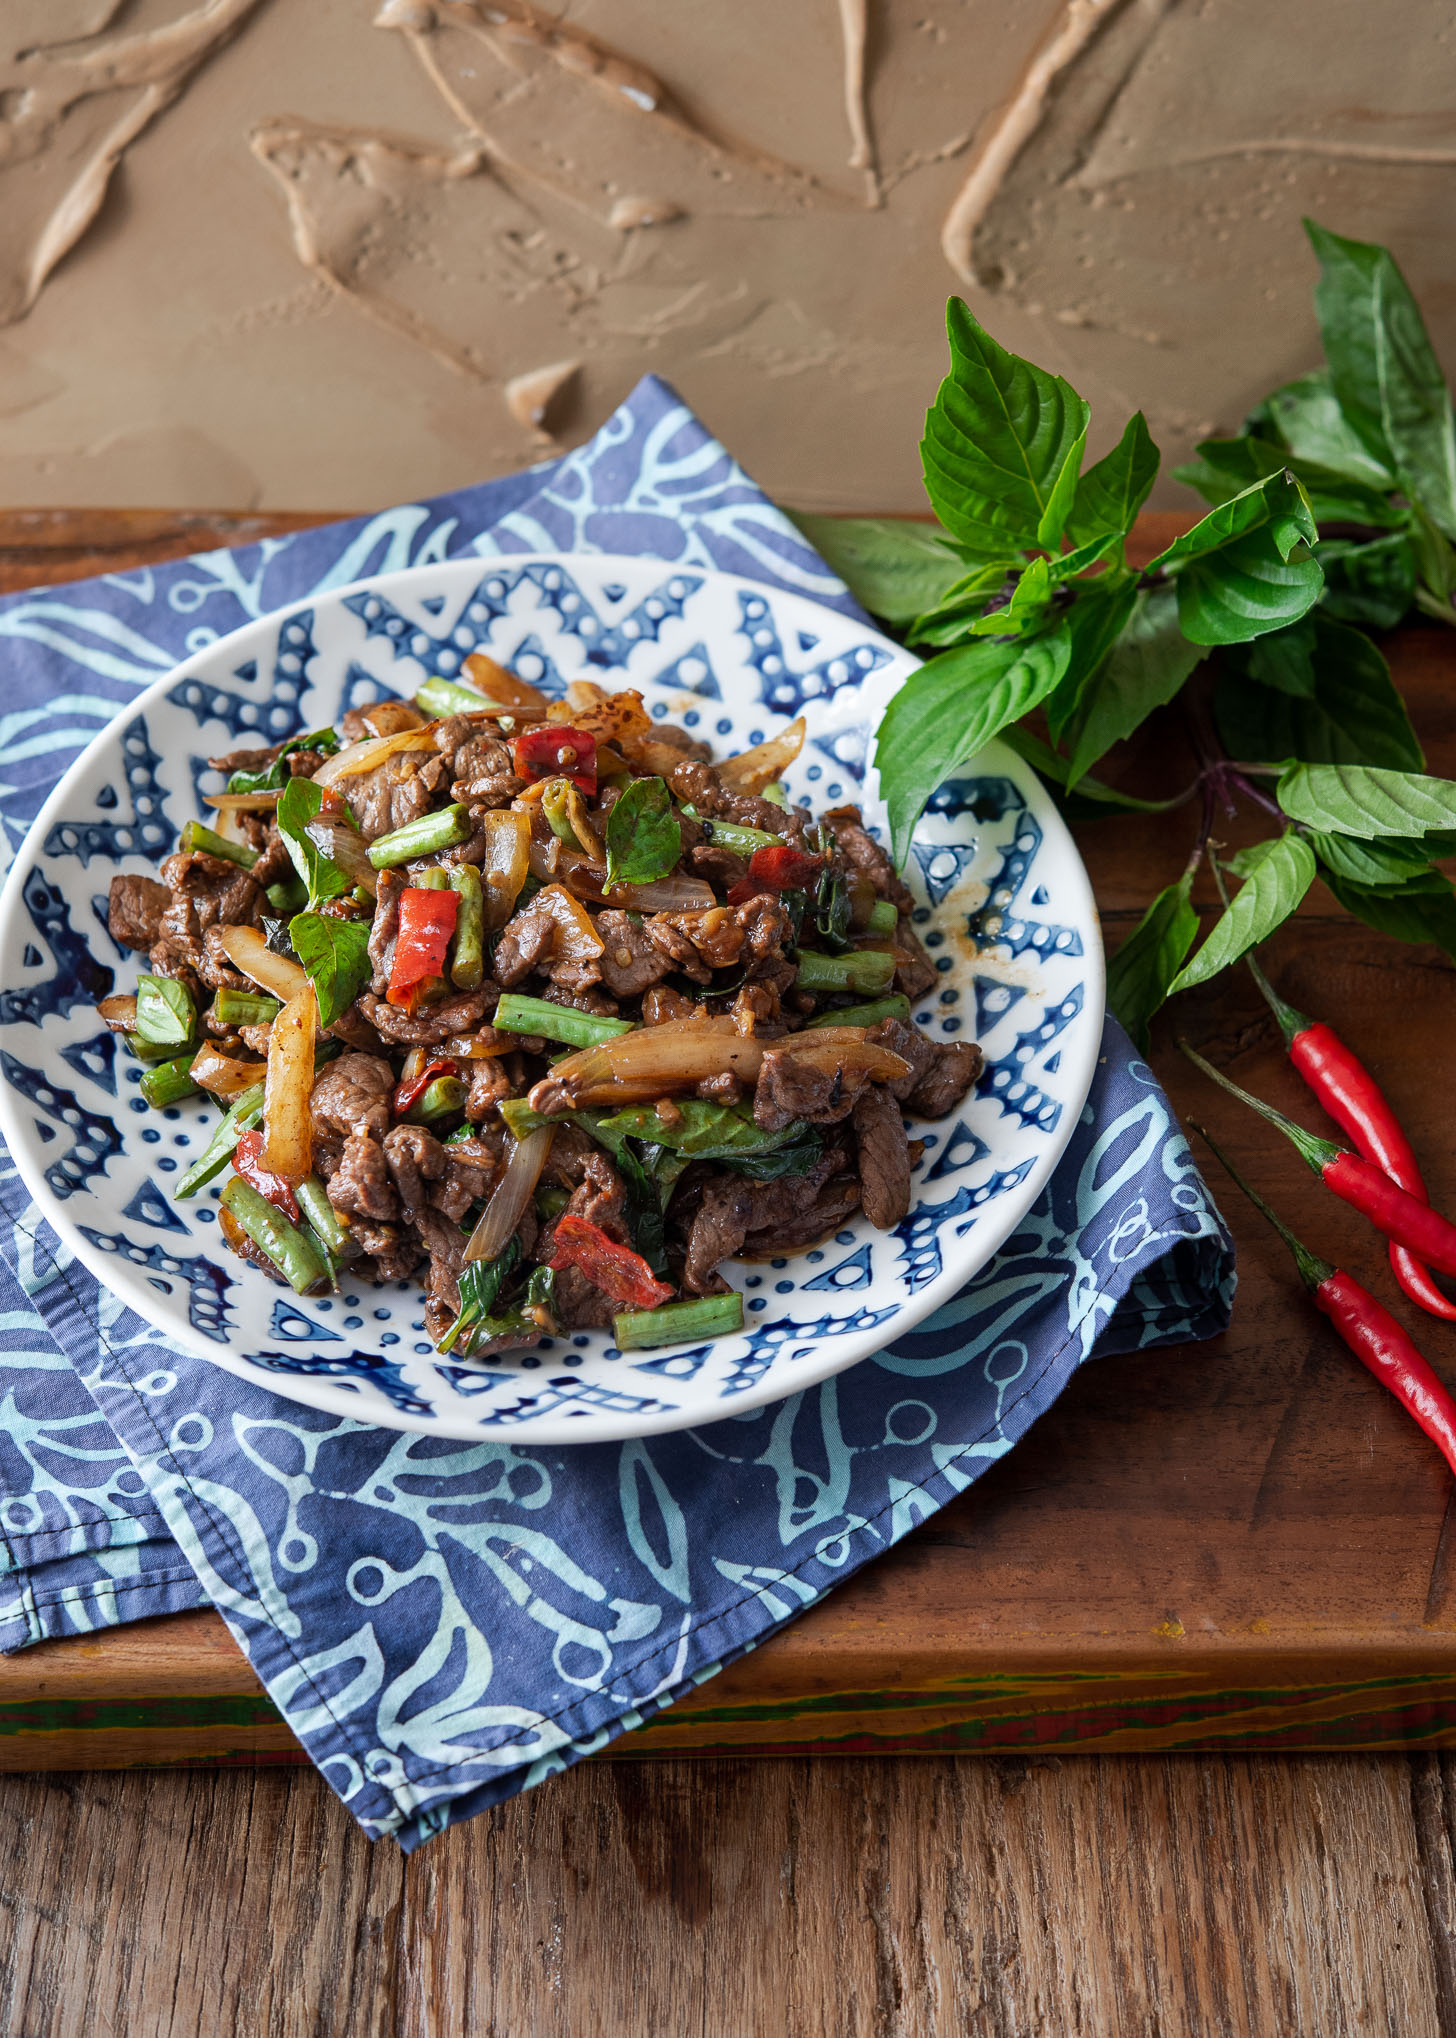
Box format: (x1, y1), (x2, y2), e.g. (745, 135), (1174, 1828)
(1315, 531), (1418, 630)
(1311, 833), (1444, 891)
(287, 911), (371, 1029)
(603, 777), (681, 893)
(907, 562), (1017, 647)
(1238, 616), (1317, 698)
(595, 1100), (818, 1165)
(1169, 832), (1316, 995)
(877, 625), (1074, 866)
(1213, 615), (1422, 772)
(134, 972), (195, 1047)
(1278, 763), (1456, 841)
(1307, 219), (1456, 537)
(1065, 410), (1159, 547)
(227, 727), (340, 796)
(1035, 425), (1087, 551)
(921, 299), (1091, 555)
(615, 1141), (670, 1275)
(965, 555), (1053, 637)
(1061, 585), (1204, 783)
(785, 515), (971, 624)
(1320, 869), (1456, 960)
(1045, 530), (1122, 583)
(1105, 874), (1199, 1053)
(1174, 434), (1401, 530)
(1148, 471), (1323, 646)
(1225, 839), (1281, 879)
(1408, 502), (1456, 626)
(1043, 575), (1140, 746)
(276, 776), (352, 910)
(1253, 368), (1395, 488)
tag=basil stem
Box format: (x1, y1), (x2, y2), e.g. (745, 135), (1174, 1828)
(221, 1177), (329, 1296)
(612, 1292), (744, 1349)
(492, 993), (635, 1050)
(181, 820), (259, 870)
(367, 804), (472, 868)
(139, 1052), (201, 1108)
(804, 993), (911, 1029)
(795, 948), (898, 994)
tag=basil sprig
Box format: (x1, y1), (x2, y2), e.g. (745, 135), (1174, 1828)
(809, 216), (1456, 1043)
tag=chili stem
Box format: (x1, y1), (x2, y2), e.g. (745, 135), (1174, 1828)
(805, 994), (911, 1030)
(796, 948), (898, 995)
(220, 1176), (328, 1295)
(493, 992), (635, 1050)
(1245, 953), (1310, 1048)
(612, 1292), (745, 1349)
(1178, 1040), (1341, 1175)
(213, 988), (282, 1028)
(1189, 1121), (1335, 1289)
(367, 803), (471, 869)
(139, 1053), (201, 1109)
(181, 820), (259, 870)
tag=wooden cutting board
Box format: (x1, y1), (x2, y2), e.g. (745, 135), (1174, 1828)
(3, 507), (1455, 1769)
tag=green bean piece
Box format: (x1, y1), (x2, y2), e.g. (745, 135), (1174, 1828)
(411, 866), (450, 890)
(367, 804), (472, 869)
(415, 675), (503, 719)
(139, 1052), (201, 1108)
(220, 1177), (329, 1296)
(794, 948), (897, 995)
(174, 1083), (265, 1198)
(265, 876), (308, 915)
(212, 988), (282, 1028)
(612, 1292), (744, 1350)
(181, 820), (259, 870)
(492, 992), (635, 1050)
(541, 779), (584, 850)
(805, 994), (911, 1030)
(865, 899), (899, 936)
(406, 1075), (469, 1124)
(697, 815), (782, 854)
(760, 783), (790, 807)
(123, 1031), (187, 1065)
(295, 1176), (359, 1259)
(448, 864), (484, 989)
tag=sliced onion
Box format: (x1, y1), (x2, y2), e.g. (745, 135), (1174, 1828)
(190, 1042), (268, 1098)
(357, 699), (427, 737)
(304, 816), (378, 897)
(399, 1046), (426, 1087)
(533, 883), (603, 960)
(261, 985), (316, 1184)
(718, 716), (805, 793)
(609, 874), (716, 912)
(548, 684), (652, 745)
(202, 790), (282, 813)
(773, 1039), (912, 1082)
(217, 924), (310, 1006)
(464, 1124), (554, 1263)
(537, 1018), (910, 1108)
(312, 726), (437, 788)
(527, 836), (561, 884)
(482, 809), (532, 929)
(463, 654), (548, 710)
(97, 993), (138, 1033)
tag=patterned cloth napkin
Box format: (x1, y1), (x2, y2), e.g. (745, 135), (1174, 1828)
(0, 376), (1235, 1848)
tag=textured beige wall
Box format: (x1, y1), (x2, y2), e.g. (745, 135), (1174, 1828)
(2, 0), (1455, 513)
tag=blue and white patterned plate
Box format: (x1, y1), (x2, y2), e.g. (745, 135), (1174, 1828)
(0, 556), (1103, 1443)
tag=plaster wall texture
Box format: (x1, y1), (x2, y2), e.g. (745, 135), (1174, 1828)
(1, 0), (1453, 513)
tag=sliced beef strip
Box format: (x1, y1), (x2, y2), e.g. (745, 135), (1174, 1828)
(641, 985), (698, 1026)
(339, 700), (427, 744)
(596, 909), (674, 998)
(327, 1132), (399, 1223)
(907, 1040), (983, 1120)
(247, 830), (294, 890)
(415, 1208), (470, 1344)
(309, 1053), (395, 1141)
(146, 937), (204, 1004)
(650, 722), (715, 764)
(696, 1072), (744, 1105)
(543, 1129), (630, 1243)
(547, 1266), (616, 1332)
(430, 1134), (499, 1223)
(349, 1221), (423, 1284)
(823, 805), (914, 914)
(728, 981), (787, 1038)
(752, 1046), (876, 1132)
(852, 1085), (912, 1229)
(682, 1175), (753, 1295)
(207, 739), (285, 774)
(357, 988), (493, 1047)
(199, 926), (253, 994)
(465, 1056), (524, 1122)
(341, 752), (436, 842)
(742, 1168), (860, 1256)
(492, 895), (560, 987)
(540, 981), (620, 1017)
(382, 1124), (446, 1221)
(644, 896), (791, 984)
(862, 1017), (935, 1101)
(664, 759), (809, 841)
(687, 842), (748, 892)
(107, 875), (170, 953)
(368, 869), (403, 997)
(894, 919), (939, 1003)
(154, 854), (264, 982)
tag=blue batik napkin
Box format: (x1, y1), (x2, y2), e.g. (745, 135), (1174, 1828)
(0, 376), (1235, 1847)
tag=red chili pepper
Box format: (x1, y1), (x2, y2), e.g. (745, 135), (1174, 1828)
(393, 1058), (460, 1117)
(725, 877), (769, 907)
(747, 843), (823, 891)
(232, 1129), (301, 1224)
(548, 1213), (675, 1309)
(1182, 1041), (1456, 1274)
(387, 888), (459, 1012)
(1249, 958), (1456, 1322)
(511, 725), (597, 795)
(1194, 1123), (1456, 1482)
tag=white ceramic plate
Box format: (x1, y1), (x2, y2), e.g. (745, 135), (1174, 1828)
(0, 555), (1103, 1442)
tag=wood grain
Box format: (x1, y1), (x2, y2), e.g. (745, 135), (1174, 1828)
(0, 1753), (1450, 2037)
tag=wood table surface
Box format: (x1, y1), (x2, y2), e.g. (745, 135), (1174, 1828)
(3, 507), (1456, 2034)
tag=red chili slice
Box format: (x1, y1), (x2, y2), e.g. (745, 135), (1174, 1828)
(747, 843), (823, 891)
(725, 877), (771, 907)
(548, 1213), (675, 1309)
(387, 888), (460, 1012)
(233, 1128), (301, 1224)
(392, 1058), (461, 1117)
(511, 725), (598, 795)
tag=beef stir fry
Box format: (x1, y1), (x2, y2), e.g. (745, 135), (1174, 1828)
(100, 657), (982, 1357)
